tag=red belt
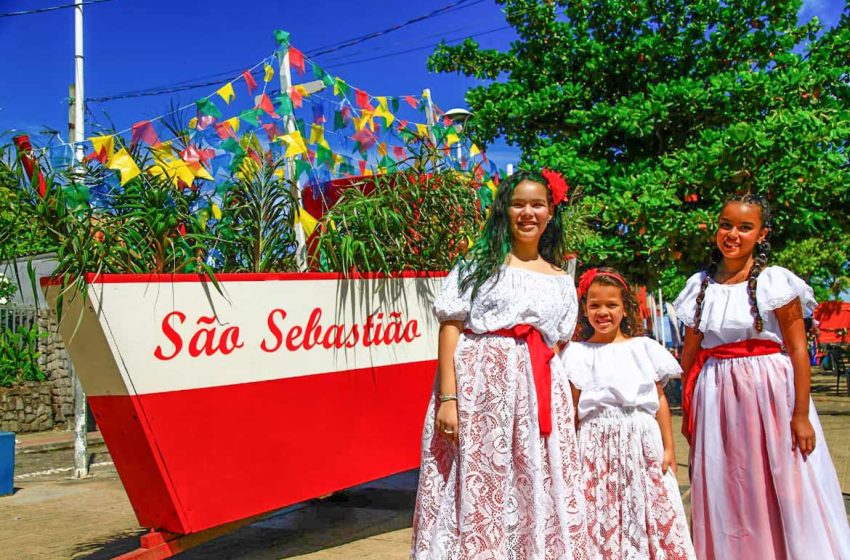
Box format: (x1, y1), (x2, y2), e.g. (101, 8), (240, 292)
(683, 339), (782, 439)
(465, 325), (555, 435)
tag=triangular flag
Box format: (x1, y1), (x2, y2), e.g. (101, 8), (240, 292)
(263, 63), (274, 82)
(188, 116), (198, 129)
(405, 95), (418, 109)
(239, 108), (262, 127)
(377, 142), (387, 157)
(216, 83), (236, 105)
(275, 93), (294, 116)
(334, 78), (350, 97)
(352, 128), (377, 152)
(375, 97), (395, 126)
(108, 148), (141, 185)
(289, 86), (303, 108)
(354, 89), (370, 110)
(242, 70), (258, 95)
(296, 206), (318, 237)
(392, 145), (406, 160)
(88, 135), (114, 164)
(288, 47), (305, 76)
(279, 130), (308, 157)
(312, 101), (325, 124)
(309, 124), (330, 149)
(416, 123), (429, 138)
(262, 122), (280, 141)
(257, 93), (280, 119)
(196, 98), (222, 119)
(390, 97), (400, 112)
(131, 120), (160, 146)
(316, 143), (334, 168)
(225, 116), (241, 133)
(214, 121), (237, 139)
(333, 110), (345, 131)
(445, 132), (460, 146)
(274, 29), (290, 48)
(470, 143), (481, 157)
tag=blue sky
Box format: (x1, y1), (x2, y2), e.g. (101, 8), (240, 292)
(0, 0), (844, 169)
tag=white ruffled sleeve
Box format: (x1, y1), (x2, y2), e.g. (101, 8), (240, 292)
(756, 266), (817, 315)
(672, 271), (705, 329)
(432, 263), (472, 322)
(642, 338), (682, 386)
(557, 277), (579, 342)
(559, 342), (591, 390)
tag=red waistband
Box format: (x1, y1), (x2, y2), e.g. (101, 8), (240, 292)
(464, 325), (555, 436)
(683, 339), (783, 439)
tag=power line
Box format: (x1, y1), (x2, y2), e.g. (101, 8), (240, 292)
(86, 0), (489, 103)
(0, 0), (112, 18)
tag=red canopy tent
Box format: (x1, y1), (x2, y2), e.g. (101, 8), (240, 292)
(814, 301), (850, 345)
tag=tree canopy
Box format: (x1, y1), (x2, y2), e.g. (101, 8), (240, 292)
(429, 0), (850, 300)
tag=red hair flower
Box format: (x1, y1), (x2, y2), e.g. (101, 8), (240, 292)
(541, 168), (569, 206)
(577, 268), (599, 299)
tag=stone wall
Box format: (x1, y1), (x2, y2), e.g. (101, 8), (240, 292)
(0, 381), (54, 432)
(37, 309), (74, 427)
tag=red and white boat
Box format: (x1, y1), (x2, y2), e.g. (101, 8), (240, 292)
(43, 271), (442, 541)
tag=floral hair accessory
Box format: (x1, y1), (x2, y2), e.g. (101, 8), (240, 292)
(577, 268), (630, 299)
(540, 168), (569, 206)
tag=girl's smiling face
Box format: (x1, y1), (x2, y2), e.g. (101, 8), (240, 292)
(584, 283), (626, 338)
(508, 180), (552, 244)
(716, 202), (768, 261)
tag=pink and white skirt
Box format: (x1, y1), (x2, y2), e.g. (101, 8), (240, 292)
(690, 353), (850, 559)
(579, 407), (695, 560)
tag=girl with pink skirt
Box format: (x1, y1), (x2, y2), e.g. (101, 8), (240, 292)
(673, 193), (850, 559)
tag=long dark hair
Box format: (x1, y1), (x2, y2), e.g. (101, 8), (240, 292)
(575, 267), (645, 341)
(457, 169), (570, 301)
(693, 193), (772, 333)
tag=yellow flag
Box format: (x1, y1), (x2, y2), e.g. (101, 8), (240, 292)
(309, 124), (330, 149)
(89, 135), (115, 163)
(188, 117), (198, 129)
(216, 83), (236, 105)
(487, 180), (497, 197)
(297, 206), (318, 237)
(353, 111), (374, 132)
(294, 84), (310, 99)
(108, 148), (141, 185)
(333, 78), (347, 96)
(470, 143), (481, 157)
(378, 142), (387, 157)
(375, 97), (395, 126)
(225, 116), (241, 133)
(263, 63), (274, 82)
(445, 132), (460, 146)
(211, 203), (222, 220)
(280, 130), (308, 157)
(416, 123), (429, 138)
(191, 163), (214, 182)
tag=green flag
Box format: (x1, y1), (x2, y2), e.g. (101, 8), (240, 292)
(274, 29), (290, 48)
(196, 98), (222, 119)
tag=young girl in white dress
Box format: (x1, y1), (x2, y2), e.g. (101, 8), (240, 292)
(562, 267), (695, 560)
(673, 193), (850, 559)
(411, 169), (590, 559)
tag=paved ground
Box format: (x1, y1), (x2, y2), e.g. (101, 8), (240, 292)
(1, 370), (848, 559)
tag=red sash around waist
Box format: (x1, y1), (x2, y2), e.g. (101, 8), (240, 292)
(465, 325), (555, 436)
(683, 339), (783, 439)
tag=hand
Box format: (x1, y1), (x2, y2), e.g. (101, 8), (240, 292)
(435, 400), (459, 444)
(662, 447), (678, 475)
(790, 413), (816, 457)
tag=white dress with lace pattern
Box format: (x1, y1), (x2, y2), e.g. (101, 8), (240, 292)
(411, 264), (590, 560)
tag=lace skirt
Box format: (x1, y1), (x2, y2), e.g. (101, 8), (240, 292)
(690, 353), (850, 559)
(411, 333), (590, 560)
(579, 407), (695, 560)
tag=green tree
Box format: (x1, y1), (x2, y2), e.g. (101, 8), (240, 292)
(429, 0), (850, 297)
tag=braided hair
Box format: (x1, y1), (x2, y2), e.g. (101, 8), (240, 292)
(692, 193), (772, 334)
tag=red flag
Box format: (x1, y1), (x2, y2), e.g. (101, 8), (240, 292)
(214, 121), (237, 139)
(352, 128), (377, 151)
(288, 47), (305, 76)
(13, 135), (46, 198)
(340, 105), (352, 121)
(358, 160), (367, 175)
(257, 93), (280, 119)
(289, 87), (303, 109)
(404, 95), (418, 109)
(242, 70), (258, 95)
(397, 119), (409, 131)
(392, 146), (406, 160)
(355, 89), (370, 110)
(261, 122), (279, 141)
(442, 116), (453, 127)
(131, 120), (160, 146)
(307, 149), (316, 165)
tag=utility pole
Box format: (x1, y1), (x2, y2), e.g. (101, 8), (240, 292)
(277, 48), (307, 271)
(69, 0), (88, 478)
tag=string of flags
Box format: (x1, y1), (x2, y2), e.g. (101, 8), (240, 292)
(80, 30), (499, 234)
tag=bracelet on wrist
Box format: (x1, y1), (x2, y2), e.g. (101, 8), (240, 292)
(439, 394), (458, 403)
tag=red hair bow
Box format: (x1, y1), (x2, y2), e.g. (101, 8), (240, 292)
(577, 268), (599, 299)
(541, 168), (569, 206)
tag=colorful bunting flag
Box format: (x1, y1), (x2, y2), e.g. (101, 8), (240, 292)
(289, 47), (305, 76)
(296, 206), (318, 237)
(279, 130), (308, 157)
(196, 98), (222, 119)
(108, 148), (141, 185)
(257, 93), (280, 119)
(131, 120), (160, 146)
(88, 135), (114, 164)
(289, 86), (303, 108)
(216, 83), (236, 105)
(354, 89), (370, 110)
(239, 108), (262, 127)
(242, 70), (258, 95)
(470, 143), (481, 157)
(263, 63), (274, 82)
(274, 29), (290, 48)
(405, 95), (418, 109)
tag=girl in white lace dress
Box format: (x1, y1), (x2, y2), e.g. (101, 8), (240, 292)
(672, 193), (850, 559)
(562, 267), (695, 560)
(411, 169), (590, 559)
